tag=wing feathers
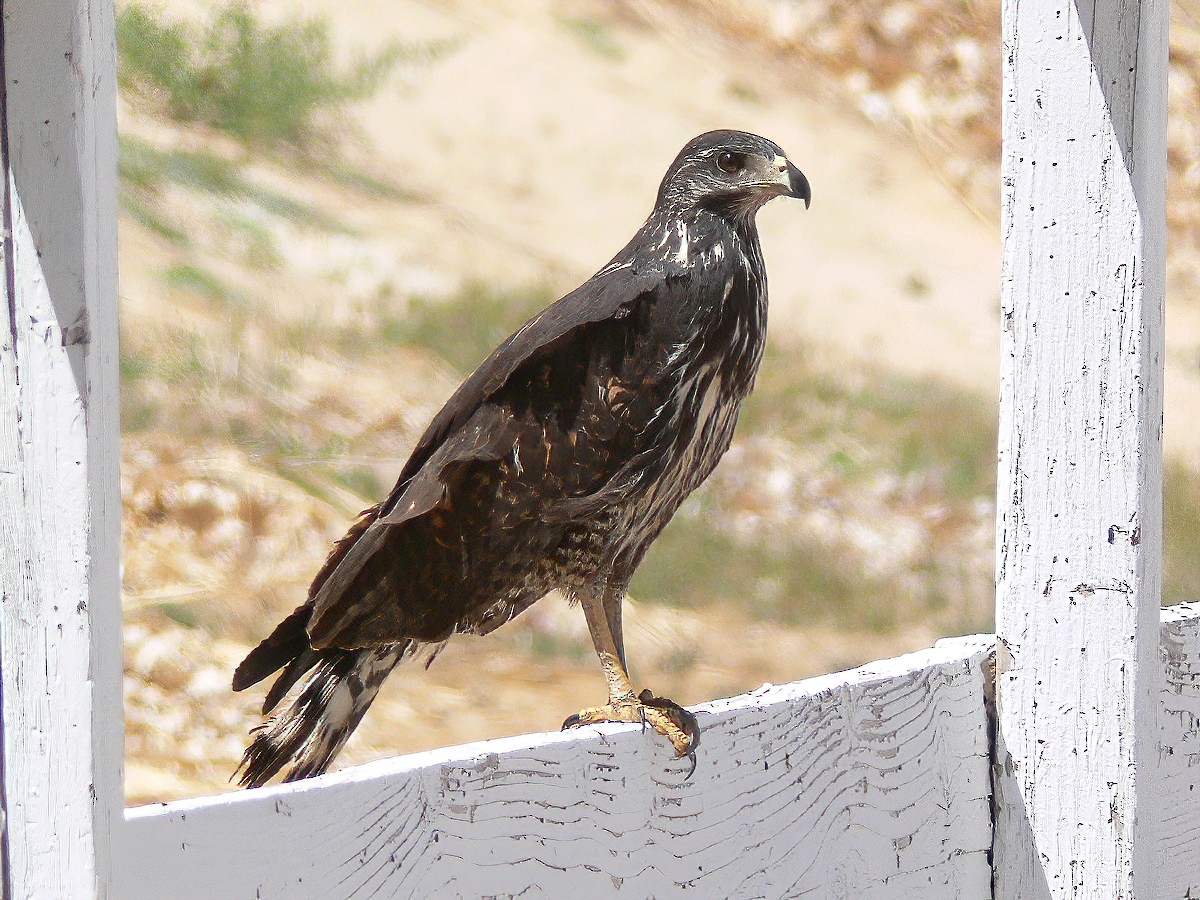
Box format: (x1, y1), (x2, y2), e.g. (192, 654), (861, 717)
(296, 267), (678, 652)
(384, 267), (664, 505)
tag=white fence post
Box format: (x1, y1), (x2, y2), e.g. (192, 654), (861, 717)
(0, 1), (123, 897)
(995, 1), (1167, 898)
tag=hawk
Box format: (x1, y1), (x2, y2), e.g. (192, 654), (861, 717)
(233, 130), (810, 787)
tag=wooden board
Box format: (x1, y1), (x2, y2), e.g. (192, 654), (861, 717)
(994, 2), (1168, 897)
(122, 637), (994, 899)
(1157, 602), (1200, 899)
(0, 1), (123, 897)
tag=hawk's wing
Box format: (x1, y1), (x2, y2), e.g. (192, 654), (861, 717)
(388, 262), (665, 505)
(301, 261), (686, 648)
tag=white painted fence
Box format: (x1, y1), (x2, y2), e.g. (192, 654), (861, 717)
(0, 1), (124, 898)
(124, 637), (997, 898)
(994, 1), (1169, 897)
(2, 0), (1196, 898)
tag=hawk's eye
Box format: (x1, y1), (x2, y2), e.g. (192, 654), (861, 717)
(716, 151), (744, 174)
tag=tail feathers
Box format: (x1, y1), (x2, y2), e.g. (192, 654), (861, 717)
(234, 643), (407, 788)
(232, 604), (325, 715)
(232, 604), (312, 694)
(261, 646), (321, 715)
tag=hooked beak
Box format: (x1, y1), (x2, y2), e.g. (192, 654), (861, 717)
(773, 155), (811, 209)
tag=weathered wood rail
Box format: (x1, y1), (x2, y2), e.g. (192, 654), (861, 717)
(1159, 602), (1200, 897)
(123, 637), (996, 898)
(3, 0), (1194, 897)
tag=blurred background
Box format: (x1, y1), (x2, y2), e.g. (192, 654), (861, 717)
(116, 0), (1200, 804)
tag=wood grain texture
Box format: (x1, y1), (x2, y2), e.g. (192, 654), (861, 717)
(0, 1), (123, 897)
(123, 637), (993, 899)
(1157, 603), (1200, 899)
(995, 1), (1167, 897)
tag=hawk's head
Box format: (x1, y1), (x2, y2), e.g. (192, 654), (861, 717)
(655, 130), (811, 221)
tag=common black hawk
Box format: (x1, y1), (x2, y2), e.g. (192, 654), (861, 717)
(233, 129), (810, 787)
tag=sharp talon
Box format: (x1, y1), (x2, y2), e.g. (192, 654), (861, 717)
(637, 688), (701, 755)
(685, 752), (698, 780)
(563, 692), (700, 759)
(678, 707), (701, 754)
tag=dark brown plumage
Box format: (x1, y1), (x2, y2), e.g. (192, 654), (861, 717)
(232, 130), (810, 787)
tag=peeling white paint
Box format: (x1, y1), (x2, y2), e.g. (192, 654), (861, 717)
(122, 639), (995, 899)
(0, 1), (124, 897)
(994, 2), (1167, 898)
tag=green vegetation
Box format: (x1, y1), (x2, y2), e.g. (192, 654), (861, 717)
(743, 345), (997, 501)
(725, 80), (762, 104)
(115, 3), (421, 286)
(117, 3), (403, 151)
(114, 1), (427, 519)
(162, 262), (249, 307)
(119, 136), (349, 232)
(117, 278), (553, 519)
(527, 629), (591, 663)
(635, 503), (899, 629)
(119, 193), (188, 245)
(214, 208), (285, 271)
(381, 282), (554, 373)
(558, 15), (625, 61)
(332, 466), (386, 503)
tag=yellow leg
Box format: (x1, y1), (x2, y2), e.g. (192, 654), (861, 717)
(563, 585), (699, 758)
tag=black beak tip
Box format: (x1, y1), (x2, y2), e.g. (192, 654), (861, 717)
(787, 162), (811, 209)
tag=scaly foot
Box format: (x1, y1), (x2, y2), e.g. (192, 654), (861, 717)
(562, 689), (700, 758)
